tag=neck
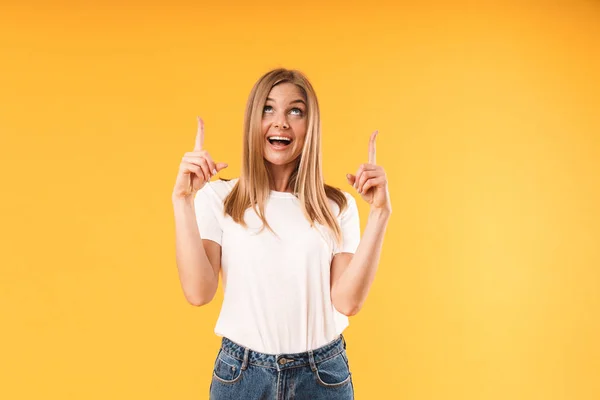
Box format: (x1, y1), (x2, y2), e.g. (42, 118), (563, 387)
(266, 162), (297, 192)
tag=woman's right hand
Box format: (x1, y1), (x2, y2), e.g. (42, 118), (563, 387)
(172, 116), (228, 201)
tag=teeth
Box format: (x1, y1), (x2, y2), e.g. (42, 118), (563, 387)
(269, 136), (291, 142)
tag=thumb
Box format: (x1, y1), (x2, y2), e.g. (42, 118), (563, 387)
(216, 162), (229, 171)
(346, 173), (356, 185)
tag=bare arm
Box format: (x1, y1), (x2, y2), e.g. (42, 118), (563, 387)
(332, 129), (392, 316)
(173, 197), (221, 306)
(331, 207), (390, 316)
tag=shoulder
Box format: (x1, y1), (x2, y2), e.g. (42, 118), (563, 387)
(203, 177), (239, 201)
(337, 190), (356, 205)
(341, 190), (356, 202)
(327, 189), (357, 217)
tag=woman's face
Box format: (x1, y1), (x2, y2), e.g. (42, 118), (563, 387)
(262, 82), (307, 167)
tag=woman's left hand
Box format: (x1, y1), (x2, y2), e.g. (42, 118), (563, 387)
(346, 130), (392, 213)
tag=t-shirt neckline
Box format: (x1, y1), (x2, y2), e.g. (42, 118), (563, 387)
(270, 190), (298, 198)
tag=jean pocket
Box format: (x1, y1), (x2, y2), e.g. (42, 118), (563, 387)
(212, 349), (244, 384)
(313, 351), (352, 388)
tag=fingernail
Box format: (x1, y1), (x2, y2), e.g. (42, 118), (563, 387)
(212, 169), (217, 175)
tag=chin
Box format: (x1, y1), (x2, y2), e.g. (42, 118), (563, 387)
(265, 158), (292, 166)
(264, 153), (301, 166)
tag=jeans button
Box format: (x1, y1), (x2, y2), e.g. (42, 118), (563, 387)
(278, 358), (287, 365)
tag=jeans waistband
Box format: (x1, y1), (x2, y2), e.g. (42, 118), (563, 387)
(219, 334), (347, 371)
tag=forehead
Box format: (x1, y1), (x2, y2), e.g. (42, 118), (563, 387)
(267, 82), (305, 101)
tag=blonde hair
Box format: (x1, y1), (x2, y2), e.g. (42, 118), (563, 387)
(222, 68), (349, 246)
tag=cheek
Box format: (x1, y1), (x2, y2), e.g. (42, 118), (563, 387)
(294, 133), (306, 150)
(292, 120), (307, 136)
(261, 121), (270, 138)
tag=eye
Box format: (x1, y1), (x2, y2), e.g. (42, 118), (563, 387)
(263, 105), (273, 113)
(290, 108), (304, 116)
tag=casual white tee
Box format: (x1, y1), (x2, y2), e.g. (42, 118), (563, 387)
(194, 177), (361, 354)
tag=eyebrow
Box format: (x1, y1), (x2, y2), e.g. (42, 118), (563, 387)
(266, 97), (306, 106)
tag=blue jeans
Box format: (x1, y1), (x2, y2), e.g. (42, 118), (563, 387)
(209, 334), (354, 399)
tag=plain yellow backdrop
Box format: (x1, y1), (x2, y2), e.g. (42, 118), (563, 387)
(1, 0), (599, 399)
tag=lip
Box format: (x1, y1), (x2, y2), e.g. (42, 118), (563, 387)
(267, 134), (294, 141)
(266, 137), (292, 151)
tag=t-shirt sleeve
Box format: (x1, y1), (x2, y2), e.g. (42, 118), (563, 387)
(333, 193), (361, 255)
(193, 183), (223, 246)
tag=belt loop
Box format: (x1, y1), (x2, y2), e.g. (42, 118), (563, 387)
(241, 347), (250, 370)
(308, 349), (317, 371)
(341, 333), (347, 349)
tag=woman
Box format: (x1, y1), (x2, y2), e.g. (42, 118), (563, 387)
(172, 68), (391, 399)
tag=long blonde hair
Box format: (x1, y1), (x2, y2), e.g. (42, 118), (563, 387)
(222, 68), (349, 246)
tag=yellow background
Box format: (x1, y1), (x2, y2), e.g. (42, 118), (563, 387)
(1, 0), (599, 398)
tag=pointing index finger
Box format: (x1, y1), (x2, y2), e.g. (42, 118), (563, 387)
(369, 130), (378, 164)
(194, 116), (204, 151)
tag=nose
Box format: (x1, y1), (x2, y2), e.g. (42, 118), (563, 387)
(273, 116), (289, 130)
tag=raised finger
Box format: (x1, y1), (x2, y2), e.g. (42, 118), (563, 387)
(368, 130), (378, 165)
(194, 116), (204, 151)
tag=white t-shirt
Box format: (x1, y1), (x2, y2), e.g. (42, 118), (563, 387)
(194, 177), (361, 354)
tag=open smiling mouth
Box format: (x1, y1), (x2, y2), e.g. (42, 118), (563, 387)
(267, 137), (293, 149)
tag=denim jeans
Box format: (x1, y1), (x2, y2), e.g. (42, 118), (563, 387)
(209, 333), (354, 399)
